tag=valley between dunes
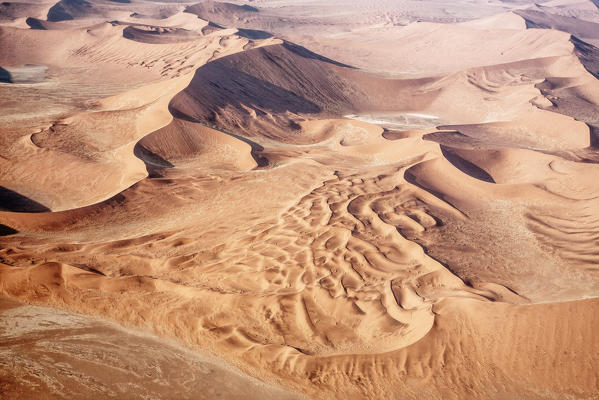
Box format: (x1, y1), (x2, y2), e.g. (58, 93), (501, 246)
(1, 1), (599, 399)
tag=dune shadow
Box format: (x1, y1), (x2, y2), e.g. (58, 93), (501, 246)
(440, 146), (495, 183)
(164, 43), (364, 166)
(71, 263), (106, 275)
(572, 36), (599, 79)
(25, 17), (46, 29)
(133, 143), (175, 177)
(0, 67), (11, 83)
(202, 20), (224, 31)
(239, 4), (258, 12)
(0, 224), (17, 236)
(0, 187), (50, 212)
(170, 42), (359, 125)
(177, 62), (323, 118)
(47, 0), (92, 22)
(589, 124), (599, 148)
(236, 28), (272, 40)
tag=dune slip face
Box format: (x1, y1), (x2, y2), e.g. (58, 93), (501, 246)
(1, 1), (599, 399)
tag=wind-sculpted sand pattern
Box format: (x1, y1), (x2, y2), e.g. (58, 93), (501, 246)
(1, 1), (599, 399)
(0, 297), (306, 400)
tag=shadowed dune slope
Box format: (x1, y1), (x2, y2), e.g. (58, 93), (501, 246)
(46, 0), (132, 22)
(170, 42), (444, 143)
(516, 8), (599, 39)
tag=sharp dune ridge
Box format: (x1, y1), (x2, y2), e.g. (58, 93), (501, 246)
(1, 1), (599, 399)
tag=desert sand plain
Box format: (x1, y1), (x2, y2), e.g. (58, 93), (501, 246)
(1, 0), (599, 399)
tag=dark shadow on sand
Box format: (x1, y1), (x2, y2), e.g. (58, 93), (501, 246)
(0, 67), (11, 83)
(440, 146), (495, 183)
(0, 224), (18, 236)
(0, 187), (50, 212)
(133, 143), (175, 177)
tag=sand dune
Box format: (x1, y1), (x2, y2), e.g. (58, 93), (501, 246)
(136, 118), (258, 171)
(517, 8), (599, 37)
(122, 24), (205, 44)
(0, 297), (306, 400)
(1, 1), (599, 399)
(0, 1), (53, 28)
(0, 16), (279, 210)
(185, 0), (259, 23)
(527, 0), (599, 23)
(282, 11), (576, 76)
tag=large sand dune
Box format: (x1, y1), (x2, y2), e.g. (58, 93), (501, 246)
(1, 0), (599, 399)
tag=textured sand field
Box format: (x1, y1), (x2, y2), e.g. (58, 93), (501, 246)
(1, 1), (599, 399)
